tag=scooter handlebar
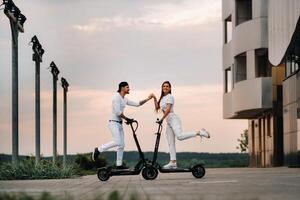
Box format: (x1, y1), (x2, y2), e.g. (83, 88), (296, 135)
(125, 118), (139, 133)
(125, 118), (137, 125)
(156, 118), (163, 125)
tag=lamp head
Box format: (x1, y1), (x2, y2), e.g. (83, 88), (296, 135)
(11, 5), (20, 18)
(3, 0), (13, 11)
(50, 62), (60, 77)
(61, 77), (69, 91)
(18, 13), (26, 26)
(39, 48), (45, 57)
(31, 35), (39, 44)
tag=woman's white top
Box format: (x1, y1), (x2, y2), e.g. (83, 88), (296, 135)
(159, 94), (174, 113)
(111, 93), (140, 121)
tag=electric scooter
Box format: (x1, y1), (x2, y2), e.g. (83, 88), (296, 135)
(97, 119), (158, 181)
(146, 119), (205, 179)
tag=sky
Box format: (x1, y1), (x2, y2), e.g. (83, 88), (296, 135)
(0, 0), (247, 156)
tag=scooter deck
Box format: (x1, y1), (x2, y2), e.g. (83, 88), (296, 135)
(159, 168), (192, 173)
(110, 168), (141, 176)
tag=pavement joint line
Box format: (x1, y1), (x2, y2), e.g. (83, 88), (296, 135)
(120, 176), (131, 199)
(189, 180), (238, 184)
(154, 181), (179, 200)
(93, 177), (119, 199)
(139, 178), (151, 200)
(75, 179), (99, 199)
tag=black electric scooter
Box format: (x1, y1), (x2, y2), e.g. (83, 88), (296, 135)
(146, 119), (205, 179)
(97, 119), (158, 181)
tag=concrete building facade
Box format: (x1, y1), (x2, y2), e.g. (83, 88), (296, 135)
(222, 0), (300, 167)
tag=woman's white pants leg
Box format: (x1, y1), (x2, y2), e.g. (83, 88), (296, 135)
(166, 113), (198, 161)
(98, 122), (125, 166)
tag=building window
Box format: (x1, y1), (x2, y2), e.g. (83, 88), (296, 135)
(298, 67), (300, 131)
(285, 58), (292, 77)
(267, 114), (271, 137)
(284, 20), (300, 78)
(236, 0), (252, 26)
(255, 49), (271, 77)
(235, 53), (247, 83)
(224, 15), (232, 43)
(285, 54), (300, 77)
(298, 100), (300, 132)
(225, 67), (232, 93)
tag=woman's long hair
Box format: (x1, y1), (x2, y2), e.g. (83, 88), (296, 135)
(156, 81), (172, 112)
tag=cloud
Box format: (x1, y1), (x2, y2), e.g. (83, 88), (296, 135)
(73, 0), (221, 32)
(0, 0), (242, 156)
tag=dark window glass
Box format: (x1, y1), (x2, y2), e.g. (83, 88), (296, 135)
(255, 49), (271, 77)
(236, 0), (252, 26)
(235, 53), (247, 83)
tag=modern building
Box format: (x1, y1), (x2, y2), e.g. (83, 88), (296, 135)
(222, 0), (300, 167)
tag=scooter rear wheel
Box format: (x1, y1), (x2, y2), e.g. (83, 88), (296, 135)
(142, 166), (158, 180)
(191, 164), (205, 178)
(97, 167), (110, 181)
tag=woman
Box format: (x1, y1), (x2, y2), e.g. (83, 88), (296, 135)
(152, 81), (210, 169)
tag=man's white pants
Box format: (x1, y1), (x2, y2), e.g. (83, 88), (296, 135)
(98, 122), (124, 166)
(166, 113), (198, 161)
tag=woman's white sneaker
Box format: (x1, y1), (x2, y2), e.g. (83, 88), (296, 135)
(163, 162), (177, 169)
(200, 128), (210, 138)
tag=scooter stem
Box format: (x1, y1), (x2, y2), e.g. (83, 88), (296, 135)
(152, 120), (163, 164)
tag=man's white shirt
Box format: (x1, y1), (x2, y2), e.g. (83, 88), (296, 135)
(111, 93), (140, 121)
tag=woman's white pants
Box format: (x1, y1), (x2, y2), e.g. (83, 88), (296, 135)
(98, 122), (124, 166)
(166, 113), (198, 161)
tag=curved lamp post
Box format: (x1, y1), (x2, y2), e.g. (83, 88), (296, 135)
(3, 0), (26, 165)
(61, 77), (69, 168)
(30, 35), (45, 165)
(49, 62), (60, 164)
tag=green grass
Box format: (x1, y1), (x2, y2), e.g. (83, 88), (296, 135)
(0, 154), (108, 180)
(0, 157), (75, 180)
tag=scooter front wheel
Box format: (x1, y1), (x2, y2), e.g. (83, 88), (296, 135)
(97, 167), (110, 181)
(191, 164), (205, 179)
(142, 166), (158, 180)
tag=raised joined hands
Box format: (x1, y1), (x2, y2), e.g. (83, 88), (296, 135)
(148, 93), (156, 100)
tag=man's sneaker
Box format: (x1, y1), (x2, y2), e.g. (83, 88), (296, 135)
(199, 128), (210, 138)
(115, 165), (130, 170)
(163, 162), (177, 169)
(92, 147), (100, 162)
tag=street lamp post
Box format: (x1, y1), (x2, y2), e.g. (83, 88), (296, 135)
(49, 62), (60, 164)
(3, 0), (26, 165)
(30, 35), (45, 165)
(61, 77), (69, 168)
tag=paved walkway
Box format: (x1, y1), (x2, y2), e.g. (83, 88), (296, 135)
(1, 168), (300, 200)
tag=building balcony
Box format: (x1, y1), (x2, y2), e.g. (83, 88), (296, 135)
(232, 17), (268, 57)
(223, 77), (272, 119)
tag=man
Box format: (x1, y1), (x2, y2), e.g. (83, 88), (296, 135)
(92, 81), (153, 170)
